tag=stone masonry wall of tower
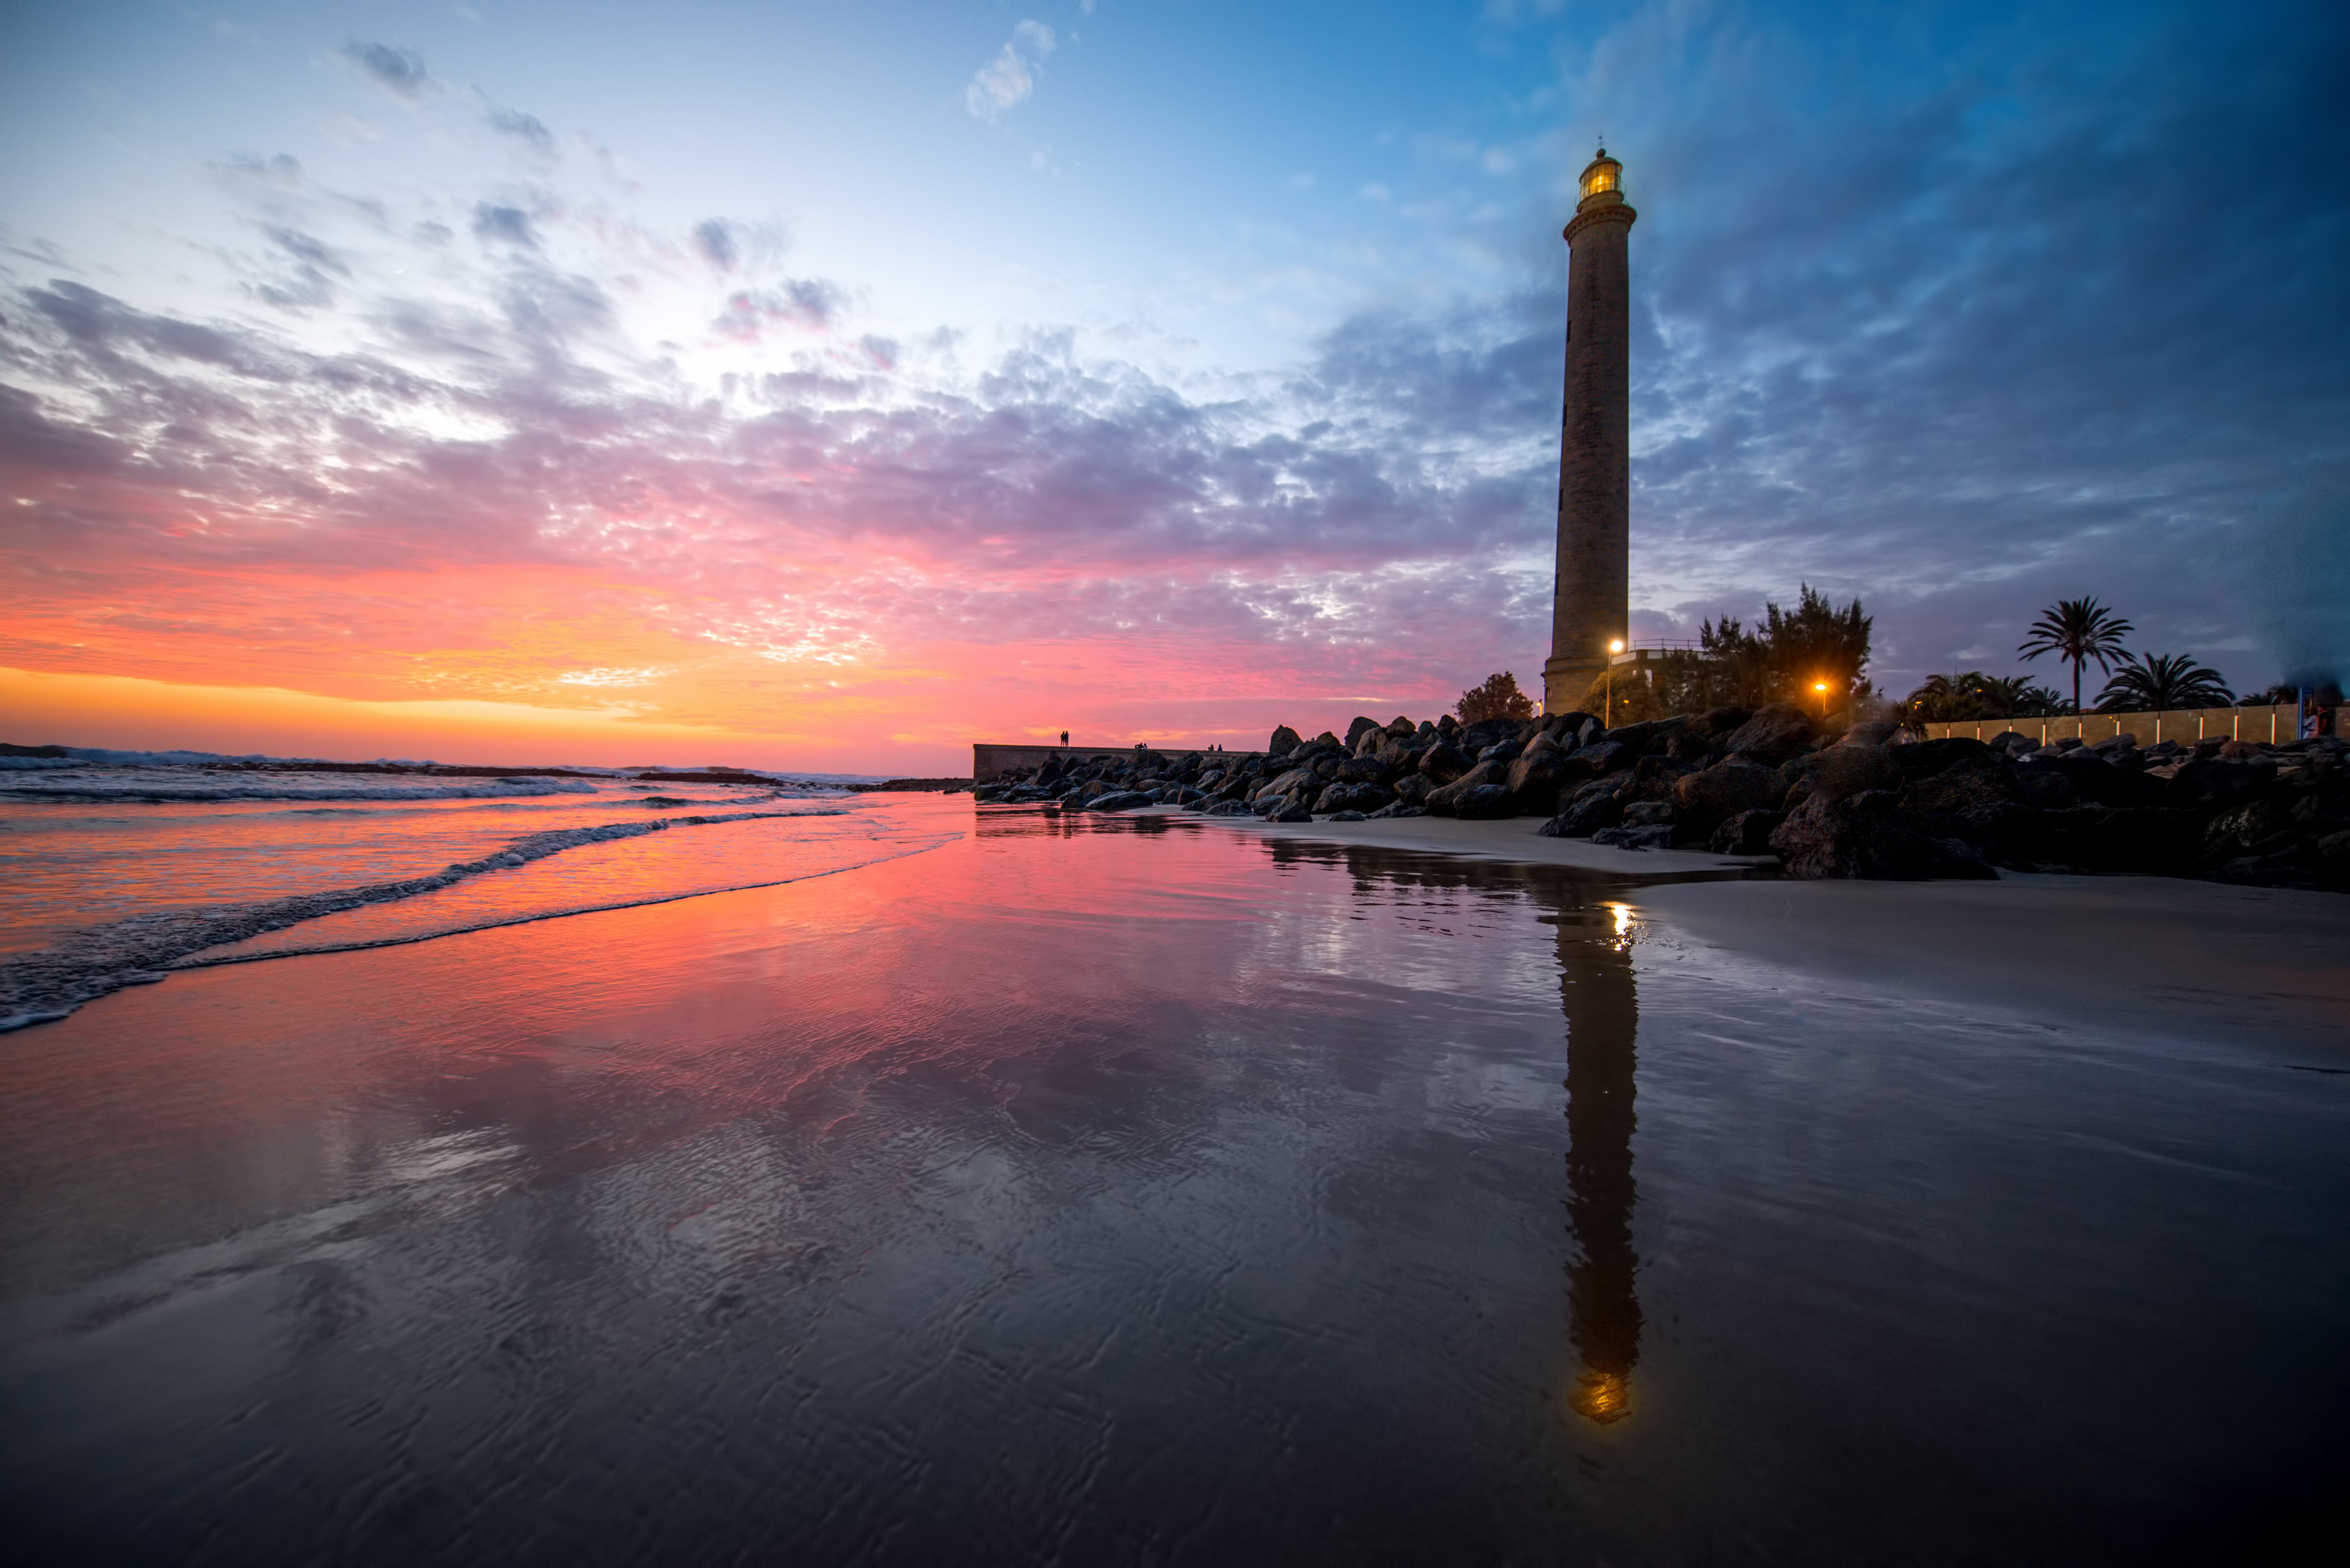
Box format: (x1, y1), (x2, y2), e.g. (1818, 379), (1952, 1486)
(1543, 161), (1636, 714)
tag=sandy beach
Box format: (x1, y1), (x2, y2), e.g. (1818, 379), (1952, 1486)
(3, 795), (2346, 1562)
(1187, 804), (2350, 1048)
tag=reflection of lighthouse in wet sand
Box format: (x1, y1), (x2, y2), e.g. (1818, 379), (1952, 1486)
(1559, 899), (1642, 1423)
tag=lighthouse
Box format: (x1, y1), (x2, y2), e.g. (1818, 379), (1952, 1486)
(1542, 147), (1637, 715)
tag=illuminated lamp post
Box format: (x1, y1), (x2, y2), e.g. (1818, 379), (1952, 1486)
(1606, 638), (1625, 726)
(1813, 680), (1830, 722)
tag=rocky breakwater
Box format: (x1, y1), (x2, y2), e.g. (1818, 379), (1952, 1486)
(969, 707), (2350, 888)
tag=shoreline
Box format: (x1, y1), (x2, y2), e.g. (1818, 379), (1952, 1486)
(1132, 802), (2350, 1049)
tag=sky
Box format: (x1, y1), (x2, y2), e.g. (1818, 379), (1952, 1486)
(2, 0), (2345, 773)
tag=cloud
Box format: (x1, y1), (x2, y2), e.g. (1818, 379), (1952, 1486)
(712, 280), (843, 340)
(342, 40), (432, 99)
(485, 105), (554, 153)
(692, 219), (738, 271)
(966, 21), (1056, 122)
(471, 203), (538, 247)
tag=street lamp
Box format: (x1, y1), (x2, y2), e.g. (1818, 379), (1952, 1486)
(1607, 639), (1625, 727)
(1813, 680), (1830, 723)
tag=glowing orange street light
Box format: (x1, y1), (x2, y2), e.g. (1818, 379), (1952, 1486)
(1607, 639), (1626, 726)
(1813, 679), (1830, 721)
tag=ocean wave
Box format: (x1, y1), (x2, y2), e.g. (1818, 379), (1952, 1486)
(0, 769), (605, 804)
(0, 807), (855, 1031)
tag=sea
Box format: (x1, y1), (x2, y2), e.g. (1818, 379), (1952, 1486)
(1, 762), (2345, 1564)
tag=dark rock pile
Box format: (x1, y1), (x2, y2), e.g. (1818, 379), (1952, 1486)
(971, 706), (2350, 889)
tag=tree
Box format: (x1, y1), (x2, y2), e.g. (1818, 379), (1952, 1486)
(1900, 671), (2068, 732)
(1457, 670), (1535, 724)
(2017, 597), (2134, 715)
(2095, 652), (2235, 713)
(1760, 585), (1872, 706)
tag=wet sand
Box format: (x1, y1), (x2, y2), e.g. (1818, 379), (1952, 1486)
(1194, 804), (2350, 1048)
(3, 799), (2344, 1563)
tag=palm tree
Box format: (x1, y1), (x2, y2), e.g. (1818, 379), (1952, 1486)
(2018, 598), (2135, 715)
(2094, 652), (2235, 713)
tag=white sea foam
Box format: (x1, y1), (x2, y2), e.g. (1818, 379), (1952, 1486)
(0, 768), (603, 804)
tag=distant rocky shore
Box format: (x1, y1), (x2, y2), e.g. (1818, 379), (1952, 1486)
(973, 705), (2350, 890)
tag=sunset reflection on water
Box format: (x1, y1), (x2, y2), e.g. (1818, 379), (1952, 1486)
(1, 797), (2344, 1564)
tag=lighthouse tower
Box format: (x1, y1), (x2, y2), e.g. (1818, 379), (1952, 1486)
(1542, 147), (1638, 714)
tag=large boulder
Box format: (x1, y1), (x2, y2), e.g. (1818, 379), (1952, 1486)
(1393, 774), (1435, 806)
(1254, 765), (1319, 802)
(2205, 798), (2293, 860)
(1841, 721), (1902, 747)
(1268, 725), (1302, 758)
(1592, 824), (1676, 851)
(1768, 790), (1997, 880)
(1314, 781), (1394, 815)
(1086, 790), (1155, 811)
(1335, 755), (1391, 785)
(2165, 755), (2277, 806)
(1417, 741), (1478, 786)
(1685, 705), (1756, 742)
(1540, 781), (1626, 838)
(1427, 760), (1508, 815)
(1344, 716), (1385, 751)
(1672, 759), (1789, 840)
(1900, 760), (2025, 815)
(1560, 740), (1634, 781)
(1786, 743), (1904, 804)
(1720, 704), (1817, 766)
(1271, 800), (1312, 823)
(2011, 762), (2084, 809)
(1892, 736), (1997, 783)
(1506, 750), (1576, 815)
(1599, 716), (1686, 758)
(1710, 809), (1785, 855)
(2036, 752), (2168, 808)
(1451, 783), (1519, 820)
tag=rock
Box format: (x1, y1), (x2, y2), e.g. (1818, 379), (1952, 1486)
(1673, 758), (1789, 838)
(1460, 717), (1523, 753)
(1599, 716), (1687, 758)
(1393, 774), (1435, 806)
(2011, 762), (2083, 809)
(1768, 790), (1998, 880)
(2320, 829), (2350, 887)
(1623, 754), (1690, 804)
(1900, 761), (2024, 814)
(1426, 760), (1508, 814)
(1785, 743), (1902, 804)
(1327, 809), (1368, 822)
(1709, 809), (1785, 855)
(2164, 755), (2277, 806)
(1592, 824), (1677, 851)
(2036, 752), (2167, 808)
(1201, 799), (1254, 816)
(2206, 798), (2290, 860)
(1386, 716), (1417, 739)
(1417, 741), (1478, 786)
(1268, 725), (1302, 757)
(1505, 751), (1575, 815)
(1540, 782), (1625, 838)
(1840, 721), (1902, 747)
(1368, 801), (1430, 818)
(1345, 716), (1384, 751)
(1476, 739), (1525, 764)
(1719, 704), (1817, 765)
(1560, 740), (1634, 780)
(1272, 801), (1313, 823)
(1335, 755), (1390, 785)
(1314, 781), (1394, 815)
(1086, 791), (1155, 811)
(1621, 800), (1676, 826)
(1451, 783), (1519, 820)
(1685, 705), (1755, 741)
(1891, 736), (1996, 782)
(1664, 730), (1720, 764)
